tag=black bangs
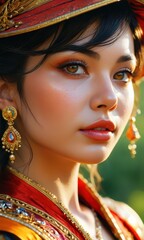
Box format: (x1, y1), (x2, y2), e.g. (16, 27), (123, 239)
(35, 0), (140, 53)
(0, 0), (141, 74)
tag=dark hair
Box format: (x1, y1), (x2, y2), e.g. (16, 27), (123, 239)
(0, 0), (142, 170)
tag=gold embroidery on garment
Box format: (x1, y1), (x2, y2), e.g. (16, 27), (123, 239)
(79, 175), (135, 240)
(0, 213), (54, 240)
(0, 194), (79, 240)
(6, 167), (135, 240)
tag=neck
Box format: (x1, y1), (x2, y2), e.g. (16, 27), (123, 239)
(13, 148), (81, 211)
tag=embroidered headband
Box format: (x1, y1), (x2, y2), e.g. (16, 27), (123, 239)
(0, 0), (144, 38)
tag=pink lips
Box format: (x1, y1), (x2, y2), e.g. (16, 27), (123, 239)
(80, 120), (116, 141)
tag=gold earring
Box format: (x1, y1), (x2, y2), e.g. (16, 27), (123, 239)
(1, 106), (21, 163)
(126, 82), (141, 158)
(126, 116), (140, 158)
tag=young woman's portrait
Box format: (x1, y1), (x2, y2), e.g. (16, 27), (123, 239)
(0, 0), (144, 239)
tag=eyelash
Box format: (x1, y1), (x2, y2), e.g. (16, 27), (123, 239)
(57, 59), (134, 83)
(57, 60), (88, 76)
(114, 68), (134, 83)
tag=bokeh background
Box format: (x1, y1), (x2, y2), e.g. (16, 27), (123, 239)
(98, 81), (144, 222)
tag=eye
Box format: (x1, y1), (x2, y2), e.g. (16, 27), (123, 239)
(113, 69), (133, 83)
(58, 60), (87, 75)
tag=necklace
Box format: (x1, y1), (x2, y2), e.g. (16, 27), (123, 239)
(94, 212), (103, 240)
(7, 167), (130, 240)
(7, 167), (104, 239)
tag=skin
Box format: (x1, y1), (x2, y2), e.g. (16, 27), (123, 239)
(0, 27), (136, 239)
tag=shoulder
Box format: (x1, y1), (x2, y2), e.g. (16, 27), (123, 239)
(103, 197), (144, 239)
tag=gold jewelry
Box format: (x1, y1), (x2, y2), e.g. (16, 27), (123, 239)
(126, 83), (141, 158)
(8, 167), (130, 240)
(126, 116), (140, 158)
(1, 106), (21, 163)
(93, 211), (103, 240)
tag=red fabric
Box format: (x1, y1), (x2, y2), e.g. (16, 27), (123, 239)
(78, 178), (142, 240)
(110, 210), (142, 240)
(0, 0), (144, 38)
(0, 0), (115, 37)
(0, 169), (142, 239)
(0, 170), (83, 240)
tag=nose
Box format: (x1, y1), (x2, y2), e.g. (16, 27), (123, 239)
(90, 75), (118, 111)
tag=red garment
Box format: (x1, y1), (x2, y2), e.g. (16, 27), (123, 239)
(0, 168), (143, 240)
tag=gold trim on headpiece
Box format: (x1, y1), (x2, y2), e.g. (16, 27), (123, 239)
(0, 0), (51, 31)
(0, 0), (120, 37)
(0, 0), (144, 38)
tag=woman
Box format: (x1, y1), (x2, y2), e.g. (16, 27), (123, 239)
(0, 0), (144, 239)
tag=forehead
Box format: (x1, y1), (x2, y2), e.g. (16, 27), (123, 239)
(75, 28), (136, 65)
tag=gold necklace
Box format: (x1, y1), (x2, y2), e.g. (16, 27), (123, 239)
(7, 167), (128, 240)
(7, 167), (104, 239)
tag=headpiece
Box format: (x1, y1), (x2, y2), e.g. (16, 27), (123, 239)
(0, 0), (144, 38)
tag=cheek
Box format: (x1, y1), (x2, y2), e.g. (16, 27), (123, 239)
(119, 85), (134, 121)
(22, 75), (81, 125)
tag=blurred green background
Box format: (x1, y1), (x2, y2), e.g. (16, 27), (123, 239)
(98, 81), (144, 222)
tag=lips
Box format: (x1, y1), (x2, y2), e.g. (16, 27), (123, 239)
(83, 120), (115, 132)
(80, 120), (116, 141)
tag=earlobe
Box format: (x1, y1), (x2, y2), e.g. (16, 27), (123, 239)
(0, 81), (16, 110)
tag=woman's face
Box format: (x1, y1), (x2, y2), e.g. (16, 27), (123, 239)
(15, 27), (136, 164)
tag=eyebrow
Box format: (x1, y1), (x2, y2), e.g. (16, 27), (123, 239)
(116, 55), (136, 63)
(62, 45), (100, 59)
(63, 46), (136, 63)
(77, 48), (100, 59)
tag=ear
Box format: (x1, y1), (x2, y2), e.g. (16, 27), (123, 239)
(0, 80), (17, 110)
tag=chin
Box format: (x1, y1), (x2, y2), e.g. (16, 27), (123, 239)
(73, 149), (112, 165)
(75, 139), (118, 163)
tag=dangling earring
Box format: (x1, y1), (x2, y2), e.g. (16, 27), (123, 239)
(1, 106), (21, 163)
(126, 116), (140, 158)
(126, 82), (141, 158)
